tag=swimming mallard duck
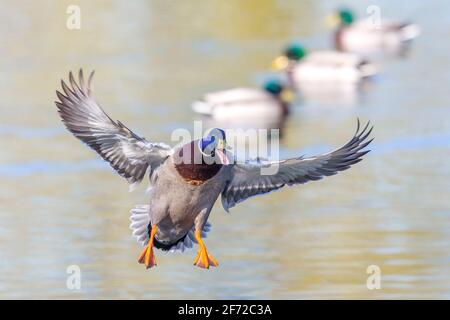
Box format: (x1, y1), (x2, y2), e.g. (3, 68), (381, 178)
(192, 80), (293, 123)
(328, 8), (421, 56)
(55, 69), (373, 269)
(272, 43), (377, 90)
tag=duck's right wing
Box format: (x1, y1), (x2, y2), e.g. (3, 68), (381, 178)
(55, 69), (172, 190)
(221, 120), (373, 211)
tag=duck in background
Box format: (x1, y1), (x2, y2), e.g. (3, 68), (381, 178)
(327, 8), (421, 57)
(272, 43), (377, 104)
(192, 79), (294, 131)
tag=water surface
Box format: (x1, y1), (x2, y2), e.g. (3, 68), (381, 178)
(0, 0), (449, 299)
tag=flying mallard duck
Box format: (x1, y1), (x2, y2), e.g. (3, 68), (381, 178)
(192, 79), (293, 124)
(55, 70), (373, 269)
(327, 8), (421, 56)
(272, 43), (377, 90)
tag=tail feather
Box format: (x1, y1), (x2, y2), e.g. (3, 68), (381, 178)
(358, 61), (378, 78)
(130, 205), (151, 245)
(400, 23), (421, 41)
(129, 204), (212, 253)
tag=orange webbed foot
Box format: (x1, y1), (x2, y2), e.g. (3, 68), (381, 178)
(138, 224), (157, 269)
(138, 244), (157, 269)
(193, 230), (218, 269)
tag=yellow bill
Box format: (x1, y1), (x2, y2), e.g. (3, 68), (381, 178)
(217, 139), (227, 150)
(325, 13), (340, 28)
(271, 55), (289, 71)
(280, 88), (295, 103)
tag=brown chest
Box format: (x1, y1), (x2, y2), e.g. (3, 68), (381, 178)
(174, 140), (223, 185)
(175, 162), (222, 186)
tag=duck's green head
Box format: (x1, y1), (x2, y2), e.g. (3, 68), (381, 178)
(264, 80), (283, 95)
(338, 8), (355, 25)
(272, 43), (307, 70)
(327, 8), (355, 27)
(263, 80), (294, 103)
(285, 44), (307, 61)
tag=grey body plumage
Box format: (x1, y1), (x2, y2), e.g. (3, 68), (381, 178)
(55, 70), (373, 268)
(142, 155), (231, 249)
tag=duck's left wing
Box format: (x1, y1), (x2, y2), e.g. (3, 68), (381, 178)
(221, 120), (373, 211)
(55, 69), (172, 190)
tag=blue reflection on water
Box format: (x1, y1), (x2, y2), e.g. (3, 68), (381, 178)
(0, 125), (63, 138)
(1, 132), (449, 177)
(0, 159), (105, 177)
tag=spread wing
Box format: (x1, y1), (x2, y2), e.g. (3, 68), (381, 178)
(221, 120), (373, 211)
(55, 69), (172, 189)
